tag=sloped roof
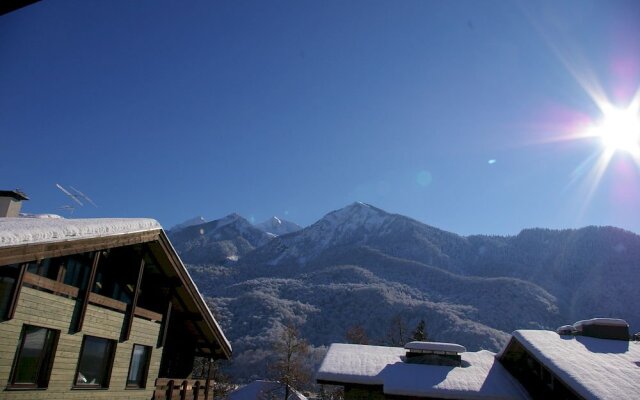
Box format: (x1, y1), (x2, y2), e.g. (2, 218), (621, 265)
(0, 216), (231, 358)
(316, 343), (530, 399)
(505, 330), (640, 400)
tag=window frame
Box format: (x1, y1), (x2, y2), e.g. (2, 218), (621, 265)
(125, 344), (152, 389)
(8, 324), (60, 389)
(73, 335), (117, 389)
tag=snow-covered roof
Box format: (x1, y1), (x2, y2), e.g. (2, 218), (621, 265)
(228, 380), (307, 400)
(316, 343), (530, 399)
(509, 330), (640, 400)
(405, 341), (466, 353)
(0, 217), (161, 247)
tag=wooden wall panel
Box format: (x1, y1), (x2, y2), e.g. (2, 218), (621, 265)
(0, 287), (164, 400)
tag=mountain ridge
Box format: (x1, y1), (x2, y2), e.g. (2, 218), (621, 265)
(172, 202), (639, 381)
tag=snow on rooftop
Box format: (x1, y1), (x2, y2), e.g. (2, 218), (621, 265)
(0, 217), (162, 247)
(317, 343), (530, 400)
(510, 330), (640, 400)
(405, 341), (466, 353)
(573, 318), (629, 329)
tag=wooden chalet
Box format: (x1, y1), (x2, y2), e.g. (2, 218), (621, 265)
(0, 216), (232, 400)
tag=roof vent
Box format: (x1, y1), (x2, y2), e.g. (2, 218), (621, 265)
(556, 325), (577, 335)
(0, 190), (29, 217)
(404, 341), (466, 367)
(572, 318), (629, 341)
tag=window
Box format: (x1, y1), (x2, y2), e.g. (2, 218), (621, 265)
(74, 336), (116, 388)
(9, 325), (59, 388)
(0, 264), (20, 320)
(126, 344), (152, 388)
(93, 246), (142, 304)
(25, 253), (95, 290)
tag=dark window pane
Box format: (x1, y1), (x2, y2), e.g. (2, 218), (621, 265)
(0, 265), (19, 319)
(26, 258), (61, 280)
(62, 253), (94, 289)
(127, 345), (151, 387)
(93, 246), (141, 304)
(10, 325), (58, 387)
(75, 336), (115, 387)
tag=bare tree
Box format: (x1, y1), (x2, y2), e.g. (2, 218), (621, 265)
(269, 322), (311, 400)
(345, 324), (369, 345)
(386, 314), (408, 346)
(191, 357), (234, 399)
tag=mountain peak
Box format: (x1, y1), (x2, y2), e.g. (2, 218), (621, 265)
(324, 202), (389, 225)
(255, 216), (302, 236)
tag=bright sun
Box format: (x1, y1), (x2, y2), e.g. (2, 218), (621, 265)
(589, 106), (640, 155)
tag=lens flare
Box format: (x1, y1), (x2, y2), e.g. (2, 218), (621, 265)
(587, 106), (640, 156)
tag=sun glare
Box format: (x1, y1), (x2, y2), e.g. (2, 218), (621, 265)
(588, 106), (640, 155)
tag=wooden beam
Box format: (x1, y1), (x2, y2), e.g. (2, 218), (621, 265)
(6, 264), (27, 320)
(73, 251), (100, 333)
(88, 292), (127, 312)
(134, 307), (162, 322)
(0, 230), (161, 266)
(23, 272), (79, 297)
(158, 300), (172, 348)
(122, 258), (145, 342)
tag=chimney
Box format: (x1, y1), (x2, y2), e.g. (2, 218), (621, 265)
(0, 190), (29, 217)
(404, 341), (466, 367)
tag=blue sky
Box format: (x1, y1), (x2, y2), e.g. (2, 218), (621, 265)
(2, 0), (639, 235)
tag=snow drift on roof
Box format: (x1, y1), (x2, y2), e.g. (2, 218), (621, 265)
(0, 217), (161, 247)
(510, 330), (640, 400)
(405, 341), (466, 353)
(573, 318), (629, 329)
(317, 343), (530, 399)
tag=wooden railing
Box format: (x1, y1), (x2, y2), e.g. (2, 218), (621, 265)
(154, 378), (212, 400)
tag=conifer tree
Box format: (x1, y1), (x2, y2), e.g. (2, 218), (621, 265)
(411, 319), (429, 342)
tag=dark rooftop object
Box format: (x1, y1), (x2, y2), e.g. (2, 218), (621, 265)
(573, 318), (629, 341)
(0, 190), (29, 201)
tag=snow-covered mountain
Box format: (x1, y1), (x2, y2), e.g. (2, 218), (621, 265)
(242, 202), (466, 270)
(168, 216), (207, 232)
(172, 202), (640, 382)
(254, 216), (302, 236)
(168, 213), (272, 264)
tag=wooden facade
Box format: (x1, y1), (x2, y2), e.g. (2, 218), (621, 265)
(0, 224), (231, 400)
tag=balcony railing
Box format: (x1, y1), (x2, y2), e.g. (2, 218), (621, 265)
(154, 378), (213, 400)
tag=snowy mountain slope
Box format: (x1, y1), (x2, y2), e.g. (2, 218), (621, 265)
(255, 216), (302, 236)
(176, 202), (640, 382)
(195, 263), (516, 381)
(168, 213), (273, 264)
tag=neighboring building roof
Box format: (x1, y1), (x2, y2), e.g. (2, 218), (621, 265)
(316, 343), (530, 400)
(228, 380), (307, 400)
(0, 190), (29, 201)
(503, 330), (640, 400)
(0, 216), (232, 358)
